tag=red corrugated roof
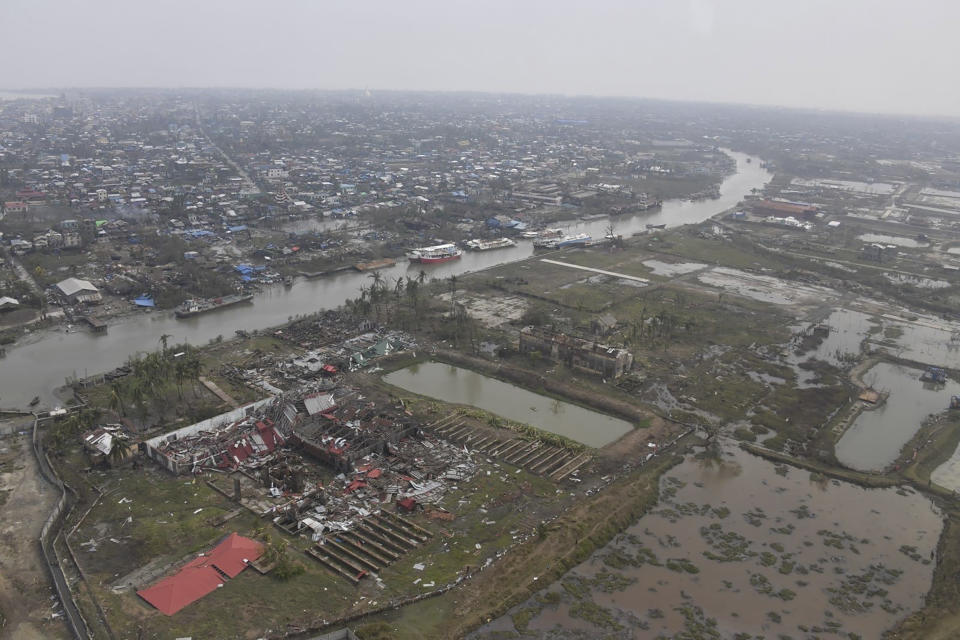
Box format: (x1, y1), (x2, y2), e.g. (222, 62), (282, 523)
(136, 533), (264, 615)
(207, 532), (265, 578)
(137, 561), (223, 616)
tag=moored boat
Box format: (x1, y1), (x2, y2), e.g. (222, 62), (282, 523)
(465, 238), (517, 251)
(555, 233), (591, 248)
(532, 228), (564, 248)
(406, 243), (462, 264)
(175, 293), (255, 319)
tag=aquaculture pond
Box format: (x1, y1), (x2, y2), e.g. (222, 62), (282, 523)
(835, 362), (960, 472)
(471, 446), (942, 639)
(383, 362), (633, 448)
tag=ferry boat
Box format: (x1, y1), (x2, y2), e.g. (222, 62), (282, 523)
(555, 233), (591, 248)
(464, 238), (517, 251)
(406, 243), (463, 264)
(175, 293), (254, 319)
(532, 229), (564, 248)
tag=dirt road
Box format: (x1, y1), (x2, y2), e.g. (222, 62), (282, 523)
(0, 423), (68, 640)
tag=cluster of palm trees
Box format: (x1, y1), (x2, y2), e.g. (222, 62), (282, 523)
(107, 335), (204, 423)
(346, 269), (431, 326)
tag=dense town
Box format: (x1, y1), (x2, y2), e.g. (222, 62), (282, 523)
(4, 89), (960, 640)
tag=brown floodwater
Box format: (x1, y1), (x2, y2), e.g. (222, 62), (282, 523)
(471, 446), (942, 639)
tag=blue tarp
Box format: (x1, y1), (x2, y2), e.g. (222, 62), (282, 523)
(133, 296), (155, 308)
(227, 225), (247, 232)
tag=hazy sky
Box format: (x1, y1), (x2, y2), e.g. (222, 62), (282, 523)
(3, 0), (959, 117)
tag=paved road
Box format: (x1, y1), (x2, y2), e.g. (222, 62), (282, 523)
(194, 105), (260, 195)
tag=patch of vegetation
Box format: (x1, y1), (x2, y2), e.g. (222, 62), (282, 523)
(569, 599), (622, 631)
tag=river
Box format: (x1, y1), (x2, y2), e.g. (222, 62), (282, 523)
(0, 150), (770, 407)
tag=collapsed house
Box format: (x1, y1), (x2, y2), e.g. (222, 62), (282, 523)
(143, 397), (297, 475)
(519, 325), (634, 378)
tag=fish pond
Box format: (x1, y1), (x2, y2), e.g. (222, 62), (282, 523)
(382, 362), (633, 448)
(835, 362), (960, 472)
(472, 446), (942, 639)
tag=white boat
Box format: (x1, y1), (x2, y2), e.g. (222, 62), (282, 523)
(532, 228), (564, 248)
(406, 243), (463, 264)
(556, 233), (591, 248)
(465, 238), (517, 251)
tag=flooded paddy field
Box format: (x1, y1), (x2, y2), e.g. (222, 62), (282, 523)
(472, 446), (942, 640)
(383, 362), (634, 448)
(836, 362), (960, 472)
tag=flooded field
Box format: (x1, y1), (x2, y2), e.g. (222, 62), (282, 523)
(881, 315), (960, 369)
(836, 362), (960, 472)
(472, 446), (942, 639)
(857, 233), (929, 248)
(697, 267), (837, 306)
(383, 362), (633, 447)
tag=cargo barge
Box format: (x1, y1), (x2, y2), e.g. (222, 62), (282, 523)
(175, 293), (254, 319)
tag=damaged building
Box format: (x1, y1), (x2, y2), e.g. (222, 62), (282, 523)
(519, 325), (634, 378)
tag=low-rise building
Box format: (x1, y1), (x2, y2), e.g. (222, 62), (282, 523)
(55, 277), (102, 304)
(519, 326), (633, 378)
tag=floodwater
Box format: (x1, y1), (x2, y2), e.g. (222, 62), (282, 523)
(857, 233), (929, 248)
(0, 150), (770, 407)
(383, 362), (633, 448)
(472, 446), (942, 639)
(881, 315), (960, 370)
(835, 362), (960, 472)
(931, 435), (960, 493)
(806, 308), (875, 368)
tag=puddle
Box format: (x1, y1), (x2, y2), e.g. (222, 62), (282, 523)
(642, 260), (708, 277)
(857, 233), (929, 248)
(383, 362), (633, 447)
(472, 446), (941, 639)
(836, 362), (960, 471)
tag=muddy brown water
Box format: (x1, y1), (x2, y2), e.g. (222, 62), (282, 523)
(471, 446), (942, 639)
(0, 151), (770, 408)
(836, 362), (960, 472)
(383, 362), (633, 447)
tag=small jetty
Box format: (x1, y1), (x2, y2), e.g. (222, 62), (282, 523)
(82, 316), (108, 333)
(354, 258), (396, 272)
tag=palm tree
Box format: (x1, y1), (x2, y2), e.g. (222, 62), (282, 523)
(108, 381), (126, 416)
(417, 269), (427, 285)
(158, 333), (172, 354)
(108, 437), (132, 467)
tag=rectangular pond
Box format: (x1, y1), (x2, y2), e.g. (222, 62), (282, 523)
(383, 362), (633, 448)
(835, 362), (960, 471)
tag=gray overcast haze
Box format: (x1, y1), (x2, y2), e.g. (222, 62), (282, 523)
(3, 0), (958, 117)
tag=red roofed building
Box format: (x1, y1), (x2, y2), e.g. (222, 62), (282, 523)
(752, 199), (817, 219)
(137, 558), (224, 616)
(207, 532), (265, 578)
(137, 533), (264, 615)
